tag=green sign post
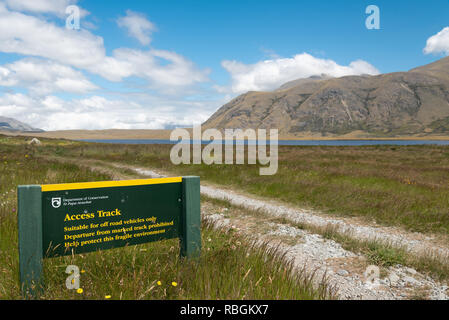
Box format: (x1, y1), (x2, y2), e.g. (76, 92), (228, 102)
(17, 176), (201, 297)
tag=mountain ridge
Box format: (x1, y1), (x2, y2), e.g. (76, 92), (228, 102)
(0, 116), (43, 132)
(204, 57), (449, 137)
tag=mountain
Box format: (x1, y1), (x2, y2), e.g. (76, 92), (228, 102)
(0, 116), (43, 132)
(204, 57), (449, 137)
(275, 74), (334, 91)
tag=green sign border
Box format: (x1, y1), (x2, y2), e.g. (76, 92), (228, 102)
(17, 176), (201, 297)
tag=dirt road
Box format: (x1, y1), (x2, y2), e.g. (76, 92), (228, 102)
(44, 156), (449, 300)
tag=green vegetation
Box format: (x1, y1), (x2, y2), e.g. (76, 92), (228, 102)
(204, 195), (449, 281)
(0, 137), (332, 300)
(37, 139), (449, 235)
(318, 225), (449, 282)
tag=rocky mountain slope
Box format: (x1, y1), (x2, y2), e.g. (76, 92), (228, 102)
(204, 57), (449, 137)
(0, 116), (43, 132)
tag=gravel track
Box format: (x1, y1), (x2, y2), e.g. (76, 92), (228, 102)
(43, 157), (449, 300)
(205, 212), (448, 300)
(132, 166), (449, 300)
(133, 167), (449, 260)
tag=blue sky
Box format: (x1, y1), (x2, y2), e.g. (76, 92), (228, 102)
(0, 0), (448, 130)
(84, 0), (449, 70)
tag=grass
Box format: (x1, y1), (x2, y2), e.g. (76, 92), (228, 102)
(0, 138), (333, 300)
(3, 134), (449, 297)
(36, 140), (449, 235)
(203, 195), (449, 281)
(319, 224), (449, 282)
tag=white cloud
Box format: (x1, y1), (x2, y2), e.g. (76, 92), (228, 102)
(117, 10), (156, 46)
(3, 0), (90, 19)
(0, 5), (217, 130)
(0, 4), (105, 68)
(0, 58), (98, 95)
(4, 0), (75, 15)
(106, 48), (210, 91)
(221, 53), (380, 93)
(0, 93), (217, 131)
(86, 48), (210, 88)
(424, 27), (449, 56)
(0, 5), (209, 89)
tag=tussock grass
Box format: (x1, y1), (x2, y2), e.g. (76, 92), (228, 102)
(319, 225), (449, 282)
(22, 220), (330, 300)
(40, 142), (449, 235)
(202, 195), (449, 281)
(0, 139), (333, 300)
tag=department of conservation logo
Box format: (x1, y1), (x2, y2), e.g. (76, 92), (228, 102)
(51, 197), (62, 209)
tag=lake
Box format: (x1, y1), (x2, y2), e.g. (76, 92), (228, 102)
(80, 139), (449, 146)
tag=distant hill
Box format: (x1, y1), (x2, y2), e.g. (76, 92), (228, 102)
(0, 116), (43, 132)
(203, 57), (449, 137)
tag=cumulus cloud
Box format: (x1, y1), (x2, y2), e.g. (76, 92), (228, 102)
(424, 27), (449, 56)
(0, 5), (209, 88)
(117, 10), (156, 45)
(0, 93), (217, 131)
(221, 53), (380, 93)
(0, 58), (98, 95)
(0, 5), (216, 130)
(3, 0), (90, 19)
(0, 4), (105, 69)
(104, 48), (210, 91)
(4, 0), (75, 15)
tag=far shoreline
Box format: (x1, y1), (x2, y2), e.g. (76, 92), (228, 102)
(2, 129), (449, 141)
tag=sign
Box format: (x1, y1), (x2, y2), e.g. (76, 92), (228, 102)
(17, 176), (201, 297)
(41, 177), (183, 257)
